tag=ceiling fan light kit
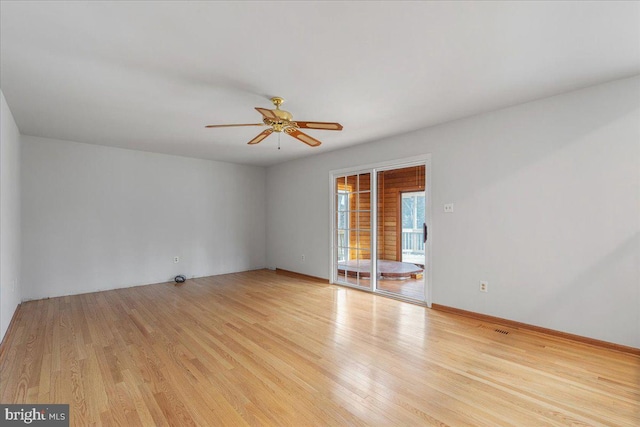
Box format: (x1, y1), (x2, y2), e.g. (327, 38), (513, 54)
(206, 97), (343, 147)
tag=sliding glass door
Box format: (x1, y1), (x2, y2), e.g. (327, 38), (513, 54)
(331, 157), (431, 305)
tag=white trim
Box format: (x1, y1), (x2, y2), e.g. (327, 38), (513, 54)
(424, 156), (433, 307)
(329, 174), (336, 283)
(371, 170), (378, 291)
(329, 154), (431, 176)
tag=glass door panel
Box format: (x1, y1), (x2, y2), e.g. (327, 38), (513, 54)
(375, 166), (426, 301)
(334, 173), (371, 290)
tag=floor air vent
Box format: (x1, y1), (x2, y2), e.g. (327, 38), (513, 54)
(494, 329), (510, 335)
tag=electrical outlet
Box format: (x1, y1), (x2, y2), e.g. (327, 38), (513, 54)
(444, 203), (454, 213)
(301, 254), (305, 262)
(479, 281), (488, 292)
(173, 256), (179, 263)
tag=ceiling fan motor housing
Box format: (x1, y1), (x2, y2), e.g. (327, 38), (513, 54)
(272, 109), (292, 121)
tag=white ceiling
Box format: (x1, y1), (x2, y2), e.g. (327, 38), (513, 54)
(1, 1), (638, 167)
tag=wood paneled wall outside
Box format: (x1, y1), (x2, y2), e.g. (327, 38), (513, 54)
(351, 173), (371, 260)
(378, 166), (425, 261)
(1, 270), (638, 426)
(337, 168), (424, 262)
(337, 173), (372, 260)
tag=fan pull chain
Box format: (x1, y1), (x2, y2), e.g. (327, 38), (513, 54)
(278, 132), (281, 150)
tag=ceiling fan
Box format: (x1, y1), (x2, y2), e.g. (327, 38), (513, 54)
(205, 97), (343, 147)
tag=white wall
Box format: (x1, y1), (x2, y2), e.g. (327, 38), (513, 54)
(0, 90), (22, 342)
(21, 136), (266, 300)
(267, 76), (640, 348)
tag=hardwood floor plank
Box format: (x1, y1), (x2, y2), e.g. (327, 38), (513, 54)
(0, 269), (638, 426)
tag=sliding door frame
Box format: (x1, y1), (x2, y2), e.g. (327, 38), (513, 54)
(329, 154), (432, 307)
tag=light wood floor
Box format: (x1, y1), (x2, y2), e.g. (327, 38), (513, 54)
(1, 270), (638, 426)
